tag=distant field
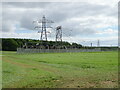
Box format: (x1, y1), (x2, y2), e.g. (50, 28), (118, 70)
(2, 51), (118, 88)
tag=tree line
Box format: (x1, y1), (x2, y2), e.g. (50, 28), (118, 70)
(1, 38), (118, 51)
(1, 38), (83, 51)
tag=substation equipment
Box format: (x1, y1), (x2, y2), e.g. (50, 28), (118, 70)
(24, 15), (65, 49)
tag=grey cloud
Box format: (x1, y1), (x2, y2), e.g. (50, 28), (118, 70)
(20, 11), (42, 30)
(57, 20), (97, 37)
(2, 20), (16, 32)
(2, 2), (51, 8)
(2, 2), (117, 36)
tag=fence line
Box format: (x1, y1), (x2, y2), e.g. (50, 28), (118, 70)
(17, 48), (102, 54)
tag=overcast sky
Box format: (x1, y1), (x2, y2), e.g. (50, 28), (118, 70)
(1, 0), (118, 46)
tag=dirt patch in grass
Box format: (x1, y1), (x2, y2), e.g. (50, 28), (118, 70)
(3, 58), (60, 74)
(100, 80), (118, 88)
(3, 59), (34, 68)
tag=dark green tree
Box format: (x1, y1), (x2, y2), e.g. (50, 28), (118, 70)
(2, 39), (19, 51)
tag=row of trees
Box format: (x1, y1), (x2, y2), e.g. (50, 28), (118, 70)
(2, 38), (26, 51)
(1, 38), (83, 51)
(1, 38), (118, 51)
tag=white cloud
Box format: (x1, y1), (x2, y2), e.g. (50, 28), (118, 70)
(96, 29), (118, 35)
(1, 32), (118, 46)
(1, 1), (118, 46)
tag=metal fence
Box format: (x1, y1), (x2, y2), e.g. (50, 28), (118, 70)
(17, 48), (102, 54)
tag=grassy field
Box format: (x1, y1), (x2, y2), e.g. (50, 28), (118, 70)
(1, 51), (118, 88)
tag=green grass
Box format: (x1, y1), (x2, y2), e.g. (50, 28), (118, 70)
(2, 51), (118, 88)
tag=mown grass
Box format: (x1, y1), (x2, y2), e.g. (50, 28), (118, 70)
(2, 51), (118, 88)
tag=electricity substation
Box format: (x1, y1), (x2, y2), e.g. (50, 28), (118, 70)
(26, 15), (65, 49)
(17, 15), (102, 53)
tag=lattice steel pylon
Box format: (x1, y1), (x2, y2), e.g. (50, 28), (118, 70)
(56, 26), (62, 42)
(33, 15), (54, 41)
(97, 39), (100, 47)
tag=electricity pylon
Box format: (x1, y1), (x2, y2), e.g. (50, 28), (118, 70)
(97, 39), (100, 47)
(33, 15), (54, 41)
(56, 26), (62, 42)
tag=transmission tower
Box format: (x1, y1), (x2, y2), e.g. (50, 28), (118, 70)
(97, 39), (100, 47)
(56, 26), (62, 42)
(91, 43), (92, 47)
(33, 15), (54, 41)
